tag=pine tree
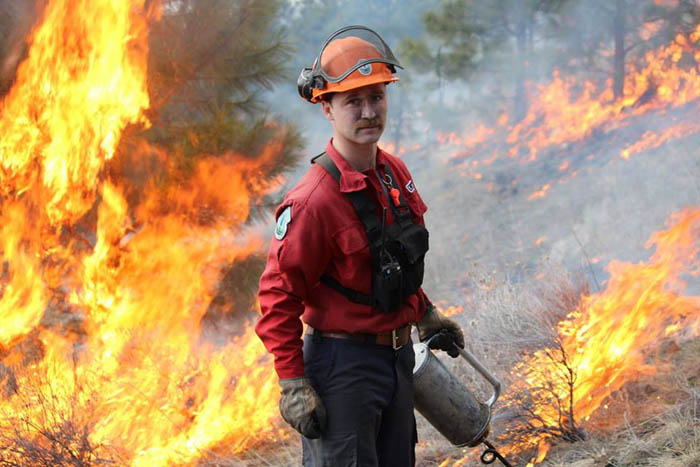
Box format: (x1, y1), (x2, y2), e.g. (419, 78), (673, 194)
(399, 0), (569, 121)
(127, 0), (303, 320)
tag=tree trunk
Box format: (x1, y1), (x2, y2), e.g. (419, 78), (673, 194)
(436, 45), (444, 105)
(513, 18), (529, 122)
(613, 0), (626, 100)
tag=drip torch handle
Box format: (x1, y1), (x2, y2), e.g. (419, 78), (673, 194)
(454, 343), (502, 410)
(424, 334), (502, 410)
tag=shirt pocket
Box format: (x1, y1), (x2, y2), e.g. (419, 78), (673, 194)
(332, 223), (369, 256)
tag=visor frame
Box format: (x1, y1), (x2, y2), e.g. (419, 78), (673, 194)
(311, 25), (403, 85)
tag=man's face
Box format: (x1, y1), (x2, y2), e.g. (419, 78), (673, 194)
(321, 83), (387, 146)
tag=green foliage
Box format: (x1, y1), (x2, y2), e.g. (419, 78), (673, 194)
(401, 0), (569, 81)
(143, 0), (298, 158)
(398, 0), (569, 120)
(109, 0), (303, 228)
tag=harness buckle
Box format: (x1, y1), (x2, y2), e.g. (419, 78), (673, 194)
(392, 328), (403, 351)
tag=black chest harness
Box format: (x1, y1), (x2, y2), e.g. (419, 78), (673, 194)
(312, 152), (429, 314)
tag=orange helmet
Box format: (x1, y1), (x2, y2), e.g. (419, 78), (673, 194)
(297, 26), (402, 103)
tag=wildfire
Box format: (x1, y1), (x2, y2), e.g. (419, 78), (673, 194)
(0, 1), (283, 465)
(424, 14), (700, 467)
(439, 24), (700, 191)
(506, 207), (700, 463)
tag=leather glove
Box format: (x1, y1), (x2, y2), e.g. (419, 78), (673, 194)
(278, 377), (327, 439)
(416, 303), (465, 358)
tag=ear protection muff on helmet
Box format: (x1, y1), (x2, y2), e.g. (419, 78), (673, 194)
(297, 25), (402, 104)
(297, 67), (325, 102)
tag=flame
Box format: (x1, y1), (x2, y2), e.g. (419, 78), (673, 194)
(0, 1), (285, 465)
(0, 0), (151, 226)
(527, 183), (551, 201)
(435, 303), (464, 318)
(439, 25), (700, 188)
(505, 207), (700, 462)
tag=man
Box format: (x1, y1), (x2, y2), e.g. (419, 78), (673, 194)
(256, 26), (465, 466)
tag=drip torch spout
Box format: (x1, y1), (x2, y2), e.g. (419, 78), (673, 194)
(480, 439), (514, 467)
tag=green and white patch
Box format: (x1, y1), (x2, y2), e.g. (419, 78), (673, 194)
(274, 206), (292, 240)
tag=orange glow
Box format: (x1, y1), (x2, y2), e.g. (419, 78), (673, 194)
(640, 22), (663, 41)
(0, 1), (285, 465)
(527, 183), (551, 201)
(621, 121), (700, 159)
(435, 303), (465, 318)
(0, 0), (151, 226)
(654, 0), (680, 6)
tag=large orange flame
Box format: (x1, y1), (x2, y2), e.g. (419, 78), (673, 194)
(0, 0), (150, 226)
(0, 1), (284, 465)
(505, 207), (700, 464)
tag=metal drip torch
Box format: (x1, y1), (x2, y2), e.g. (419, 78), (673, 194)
(413, 333), (513, 467)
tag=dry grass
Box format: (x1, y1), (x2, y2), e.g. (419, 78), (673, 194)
(410, 266), (589, 466)
(543, 395), (700, 467)
(411, 263), (700, 467)
(541, 338), (700, 467)
(2, 267), (697, 467)
(0, 371), (120, 466)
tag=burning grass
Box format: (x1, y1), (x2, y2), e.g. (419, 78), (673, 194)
(0, 370), (121, 466)
(418, 208), (700, 466)
(543, 339), (700, 467)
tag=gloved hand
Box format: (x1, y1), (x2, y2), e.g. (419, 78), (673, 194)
(278, 377), (327, 439)
(416, 303), (465, 358)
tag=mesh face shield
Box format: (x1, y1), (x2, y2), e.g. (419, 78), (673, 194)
(315, 25), (402, 83)
(297, 25), (402, 102)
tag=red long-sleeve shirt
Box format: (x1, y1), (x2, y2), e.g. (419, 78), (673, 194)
(256, 140), (430, 378)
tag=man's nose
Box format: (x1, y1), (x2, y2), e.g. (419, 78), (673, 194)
(361, 100), (377, 119)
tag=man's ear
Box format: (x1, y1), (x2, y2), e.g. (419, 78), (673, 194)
(320, 99), (334, 122)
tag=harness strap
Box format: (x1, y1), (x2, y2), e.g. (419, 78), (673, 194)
(320, 275), (373, 305)
(313, 152), (380, 306)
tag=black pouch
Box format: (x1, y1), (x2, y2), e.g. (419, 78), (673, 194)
(372, 248), (404, 313)
(397, 223), (429, 264)
(396, 223), (429, 294)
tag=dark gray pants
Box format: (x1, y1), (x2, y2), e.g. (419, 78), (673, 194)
(301, 333), (417, 467)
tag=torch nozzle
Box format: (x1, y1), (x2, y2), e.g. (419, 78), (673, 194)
(480, 439), (514, 467)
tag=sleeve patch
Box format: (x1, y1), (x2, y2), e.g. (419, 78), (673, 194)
(274, 206), (292, 240)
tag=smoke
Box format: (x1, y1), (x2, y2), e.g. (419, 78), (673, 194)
(270, 0), (700, 305)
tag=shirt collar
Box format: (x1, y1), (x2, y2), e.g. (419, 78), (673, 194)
(325, 139), (389, 193)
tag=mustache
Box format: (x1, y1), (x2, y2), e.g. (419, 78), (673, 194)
(356, 119), (381, 128)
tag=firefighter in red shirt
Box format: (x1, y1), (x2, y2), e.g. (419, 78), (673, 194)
(256, 26), (465, 466)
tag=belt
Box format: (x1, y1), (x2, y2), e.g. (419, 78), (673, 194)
(306, 325), (411, 350)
